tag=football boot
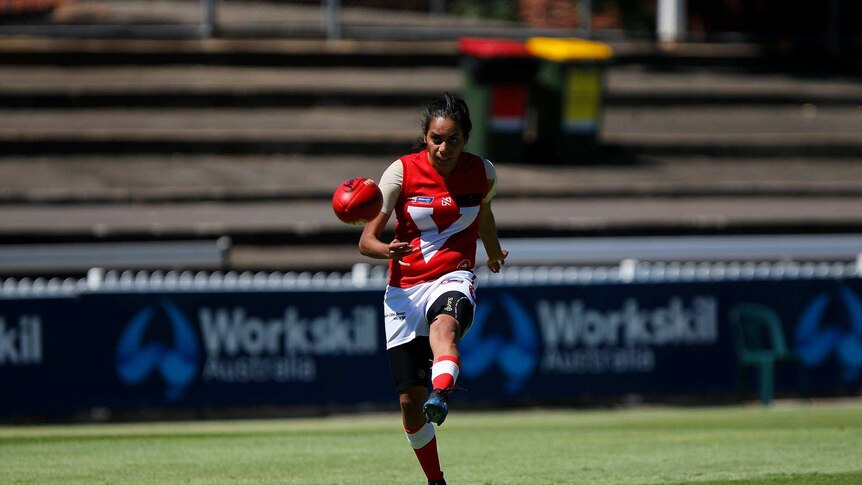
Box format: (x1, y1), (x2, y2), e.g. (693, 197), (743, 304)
(423, 389), (450, 426)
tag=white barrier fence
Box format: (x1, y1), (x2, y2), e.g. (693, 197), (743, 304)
(2, 259), (860, 298)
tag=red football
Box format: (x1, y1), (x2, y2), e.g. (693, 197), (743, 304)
(332, 177), (384, 225)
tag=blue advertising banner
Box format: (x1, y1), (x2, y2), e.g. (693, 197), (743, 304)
(462, 279), (862, 402)
(462, 285), (725, 401)
(91, 291), (390, 411)
(0, 297), (80, 415)
(2, 277), (861, 418)
(2, 290), (391, 418)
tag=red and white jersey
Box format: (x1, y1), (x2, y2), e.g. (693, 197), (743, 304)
(386, 149), (490, 288)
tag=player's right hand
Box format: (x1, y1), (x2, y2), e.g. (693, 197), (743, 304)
(388, 239), (416, 266)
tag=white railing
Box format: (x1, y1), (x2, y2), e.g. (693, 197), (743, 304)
(1, 259), (859, 297)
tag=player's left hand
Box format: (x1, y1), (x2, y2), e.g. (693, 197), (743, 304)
(487, 248), (508, 273)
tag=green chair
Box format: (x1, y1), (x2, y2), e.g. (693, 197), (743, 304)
(729, 303), (793, 406)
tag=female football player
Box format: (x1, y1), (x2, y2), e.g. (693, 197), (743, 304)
(359, 93), (507, 485)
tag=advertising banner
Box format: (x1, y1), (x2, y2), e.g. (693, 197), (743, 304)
(463, 279), (862, 402)
(0, 297), (79, 416)
(2, 277), (861, 418)
(2, 290), (391, 417)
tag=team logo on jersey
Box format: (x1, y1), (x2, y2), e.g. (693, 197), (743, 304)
(409, 196), (434, 204)
(442, 197), (452, 206)
(385, 311), (407, 321)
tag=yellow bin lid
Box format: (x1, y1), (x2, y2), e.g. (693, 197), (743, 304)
(526, 37), (613, 62)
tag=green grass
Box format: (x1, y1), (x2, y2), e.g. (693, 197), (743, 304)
(2, 401), (861, 484)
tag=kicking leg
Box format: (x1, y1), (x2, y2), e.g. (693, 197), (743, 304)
(424, 314), (463, 426)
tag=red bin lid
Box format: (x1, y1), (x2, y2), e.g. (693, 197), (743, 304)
(458, 37), (532, 59)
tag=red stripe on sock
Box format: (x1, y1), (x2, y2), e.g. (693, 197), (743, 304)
(433, 355), (460, 366)
(432, 374), (453, 390)
(413, 436), (443, 481)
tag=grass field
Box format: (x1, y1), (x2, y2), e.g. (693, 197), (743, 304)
(2, 401), (861, 485)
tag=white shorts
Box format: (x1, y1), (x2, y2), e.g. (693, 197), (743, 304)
(383, 270), (477, 350)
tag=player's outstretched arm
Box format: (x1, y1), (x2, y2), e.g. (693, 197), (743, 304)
(478, 200), (507, 273)
(359, 211), (416, 265)
(359, 211), (392, 258)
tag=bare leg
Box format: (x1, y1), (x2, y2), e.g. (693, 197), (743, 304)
(400, 386), (429, 431)
(401, 386), (444, 482)
(429, 314), (460, 360)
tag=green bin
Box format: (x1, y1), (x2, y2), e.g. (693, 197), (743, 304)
(458, 37), (538, 165)
(526, 37), (613, 163)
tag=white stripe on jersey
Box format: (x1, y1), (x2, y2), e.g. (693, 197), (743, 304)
(407, 205), (481, 264)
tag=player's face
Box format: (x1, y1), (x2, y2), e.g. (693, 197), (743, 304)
(424, 116), (466, 176)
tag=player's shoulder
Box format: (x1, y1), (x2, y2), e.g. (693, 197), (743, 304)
(483, 158), (496, 179)
(380, 159), (404, 186)
(384, 158), (404, 173)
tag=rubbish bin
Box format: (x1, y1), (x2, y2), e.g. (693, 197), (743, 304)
(526, 37), (613, 163)
(458, 37), (538, 165)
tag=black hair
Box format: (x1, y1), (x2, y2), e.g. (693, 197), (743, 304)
(419, 92), (472, 142)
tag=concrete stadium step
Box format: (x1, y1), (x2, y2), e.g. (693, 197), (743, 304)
(5, 155), (862, 205)
(0, 106), (419, 155)
(1, 196), (862, 246)
(3, 155), (862, 205)
(604, 66), (862, 107)
(602, 105), (862, 158)
(2, 104), (860, 157)
(603, 133), (862, 158)
(1, 64), (859, 109)
(0, 37), (460, 67)
(0, 30), (846, 71)
(0, 66), (459, 108)
(604, 105), (862, 135)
